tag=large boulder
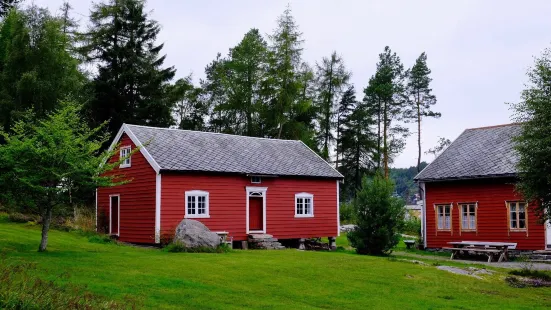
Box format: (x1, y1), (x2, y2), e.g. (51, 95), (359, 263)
(173, 219), (220, 248)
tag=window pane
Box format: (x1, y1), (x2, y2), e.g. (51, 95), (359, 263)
(198, 196), (205, 214)
(518, 203), (526, 228)
(188, 196), (195, 214)
(445, 215), (450, 229)
(304, 198), (311, 214)
(297, 198), (303, 214)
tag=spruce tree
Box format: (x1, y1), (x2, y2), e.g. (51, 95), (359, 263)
(336, 85), (356, 169)
(82, 0), (176, 137)
(266, 5), (304, 139)
(338, 86), (376, 199)
(314, 51), (351, 160)
(405, 52), (440, 172)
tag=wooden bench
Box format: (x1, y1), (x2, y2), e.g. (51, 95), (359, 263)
(443, 247), (502, 262)
(403, 239), (416, 249)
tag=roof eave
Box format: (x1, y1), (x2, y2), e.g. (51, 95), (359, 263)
(415, 173), (518, 183)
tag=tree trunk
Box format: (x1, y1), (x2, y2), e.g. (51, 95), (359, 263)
(383, 101), (389, 178)
(38, 207), (53, 252)
(417, 98), (422, 173)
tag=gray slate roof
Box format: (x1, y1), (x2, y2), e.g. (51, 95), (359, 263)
(126, 124), (343, 178)
(414, 124), (521, 181)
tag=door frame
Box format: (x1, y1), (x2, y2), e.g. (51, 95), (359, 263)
(109, 194), (120, 236)
(546, 219), (551, 249)
(246, 187), (267, 234)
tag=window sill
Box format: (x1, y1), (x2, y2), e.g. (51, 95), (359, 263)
(119, 164), (131, 168)
(437, 229), (452, 232)
(185, 215), (210, 219)
(461, 229), (477, 232)
(295, 214), (314, 218)
(509, 229), (527, 232)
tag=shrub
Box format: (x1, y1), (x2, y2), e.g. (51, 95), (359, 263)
(347, 173), (405, 255)
(0, 256), (138, 309)
(402, 214), (421, 236)
(7, 213), (38, 223)
(339, 201), (355, 224)
(163, 242), (231, 253)
(65, 207), (96, 232)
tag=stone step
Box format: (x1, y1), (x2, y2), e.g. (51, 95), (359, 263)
(533, 250), (551, 254)
(530, 254), (551, 260)
(248, 233), (273, 239)
(248, 237), (278, 243)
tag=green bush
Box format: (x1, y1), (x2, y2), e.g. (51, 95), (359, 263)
(347, 173), (405, 255)
(163, 242), (231, 253)
(0, 257), (138, 309)
(7, 213), (38, 223)
(339, 201), (355, 224)
(402, 214), (421, 236)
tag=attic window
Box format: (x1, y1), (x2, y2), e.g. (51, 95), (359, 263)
(120, 146), (131, 168)
(251, 176), (261, 184)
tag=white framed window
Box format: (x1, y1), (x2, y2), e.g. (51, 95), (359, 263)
(508, 201), (527, 231)
(119, 146), (131, 168)
(460, 203), (477, 231)
(436, 204), (451, 230)
(295, 193), (314, 218)
(251, 176), (262, 184)
(185, 190), (210, 218)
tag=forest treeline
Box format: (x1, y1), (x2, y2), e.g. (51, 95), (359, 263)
(0, 0), (441, 200)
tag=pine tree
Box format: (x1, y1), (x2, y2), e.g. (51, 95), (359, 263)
(0, 0), (19, 18)
(364, 46), (409, 178)
(404, 52), (440, 172)
(82, 0), (176, 137)
(314, 51), (351, 160)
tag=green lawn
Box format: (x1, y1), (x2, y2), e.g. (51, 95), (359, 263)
(1, 220), (550, 309)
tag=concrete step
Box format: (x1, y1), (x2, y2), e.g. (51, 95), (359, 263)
(248, 237), (278, 243)
(248, 234), (273, 239)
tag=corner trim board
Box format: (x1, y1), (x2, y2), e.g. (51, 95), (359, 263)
(155, 173), (161, 243)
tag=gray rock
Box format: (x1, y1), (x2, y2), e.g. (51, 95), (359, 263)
(173, 219), (220, 248)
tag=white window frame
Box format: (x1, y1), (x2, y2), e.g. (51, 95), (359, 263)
(185, 190), (210, 218)
(119, 146), (131, 168)
(251, 176), (262, 184)
(295, 192), (314, 218)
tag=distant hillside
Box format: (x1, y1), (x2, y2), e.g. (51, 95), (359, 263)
(390, 162), (428, 204)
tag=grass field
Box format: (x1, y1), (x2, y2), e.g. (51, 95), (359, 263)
(1, 219), (550, 309)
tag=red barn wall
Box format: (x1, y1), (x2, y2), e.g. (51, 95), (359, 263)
(424, 179), (545, 250)
(97, 134), (157, 243)
(161, 174), (338, 241)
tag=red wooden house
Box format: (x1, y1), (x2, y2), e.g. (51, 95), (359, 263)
(415, 124), (551, 250)
(96, 124), (343, 245)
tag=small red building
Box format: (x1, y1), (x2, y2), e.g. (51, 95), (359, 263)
(415, 124), (551, 250)
(96, 124), (343, 245)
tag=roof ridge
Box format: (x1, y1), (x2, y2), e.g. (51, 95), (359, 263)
(466, 123), (521, 131)
(125, 124), (301, 143)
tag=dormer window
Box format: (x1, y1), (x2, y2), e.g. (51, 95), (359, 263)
(120, 146), (131, 168)
(251, 176), (261, 184)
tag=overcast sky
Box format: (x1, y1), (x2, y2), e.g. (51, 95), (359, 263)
(33, 0), (551, 168)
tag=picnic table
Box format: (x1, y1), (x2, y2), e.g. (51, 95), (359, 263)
(444, 241), (517, 263)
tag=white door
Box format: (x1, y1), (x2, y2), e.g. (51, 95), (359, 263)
(546, 220), (551, 249)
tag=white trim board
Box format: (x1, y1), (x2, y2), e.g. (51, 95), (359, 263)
(246, 186), (268, 234)
(109, 194), (120, 236)
(155, 174), (161, 243)
(337, 180), (340, 237)
(104, 124), (161, 173)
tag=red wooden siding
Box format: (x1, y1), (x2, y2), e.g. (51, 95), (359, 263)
(97, 134), (157, 243)
(424, 179), (545, 250)
(161, 174), (338, 241)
